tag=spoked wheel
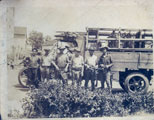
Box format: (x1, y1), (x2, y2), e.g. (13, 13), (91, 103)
(124, 73), (149, 95)
(18, 68), (31, 88)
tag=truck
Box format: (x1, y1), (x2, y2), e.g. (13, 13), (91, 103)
(55, 27), (153, 95)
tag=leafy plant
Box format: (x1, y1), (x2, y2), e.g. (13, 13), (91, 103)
(11, 80), (154, 118)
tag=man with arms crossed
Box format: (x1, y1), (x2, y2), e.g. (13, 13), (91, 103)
(98, 46), (113, 93)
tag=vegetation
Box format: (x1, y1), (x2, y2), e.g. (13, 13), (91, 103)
(9, 80), (154, 118)
(27, 31), (44, 50)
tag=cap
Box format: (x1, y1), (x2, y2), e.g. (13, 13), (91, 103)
(32, 48), (38, 52)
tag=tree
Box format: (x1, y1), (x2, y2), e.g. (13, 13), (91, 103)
(27, 31), (44, 50)
(44, 35), (52, 42)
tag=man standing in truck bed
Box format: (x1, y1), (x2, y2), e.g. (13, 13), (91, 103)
(98, 46), (113, 93)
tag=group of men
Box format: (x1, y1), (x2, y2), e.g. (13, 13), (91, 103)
(84, 46), (113, 92)
(27, 45), (113, 92)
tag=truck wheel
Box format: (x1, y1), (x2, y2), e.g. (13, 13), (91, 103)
(124, 73), (149, 95)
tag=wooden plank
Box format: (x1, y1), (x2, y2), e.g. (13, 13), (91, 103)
(88, 40), (97, 43)
(87, 27), (153, 32)
(98, 38), (153, 41)
(108, 48), (153, 52)
(119, 38), (153, 41)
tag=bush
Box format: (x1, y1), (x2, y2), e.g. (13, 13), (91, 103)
(20, 80), (154, 118)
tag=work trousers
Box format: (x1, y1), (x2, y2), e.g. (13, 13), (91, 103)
(28, 67), (40, 88)
(41, 66), (50, 81)
(57, 69), (68, 86)
(99, 71), (112, 91)
(85, 68), (95, 91)
(72, 70), (82, 88)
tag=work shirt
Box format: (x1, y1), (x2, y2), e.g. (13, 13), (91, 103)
(56, 53), (69, 69)
(30, 55), (40, 68)
(72, 55), (84, 69)
(85, 54), (97, 67)
(42, 55), (51, 66)
(66, 52), (74, 62)
(98, 53), (112, 72)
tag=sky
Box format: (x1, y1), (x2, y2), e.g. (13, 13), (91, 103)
(6, 0), (154, 38)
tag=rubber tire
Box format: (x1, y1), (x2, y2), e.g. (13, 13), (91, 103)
(124, 72), (149, 95)
(18, 68), (30, 88)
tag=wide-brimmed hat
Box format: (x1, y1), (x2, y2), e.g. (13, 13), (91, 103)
(74, 47), (81, 52)
(68, 47), (74, 52)
(58, 46), (66, 50)
(44, 49), (50, 53)
(100, 46), (109, 51)
(88, 49), (95, 51)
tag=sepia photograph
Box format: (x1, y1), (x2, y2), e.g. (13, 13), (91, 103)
(0, 0), (154, 119)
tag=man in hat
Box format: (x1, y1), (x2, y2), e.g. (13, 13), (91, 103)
(41, 49), (51, 82)
(71, 47), (84, 88)
(98, 46), (113, 93)
(84, 49), (97, 91)
(64, 46), (74, 79)
(29, 48), (41, 87)
(52, 46), (69, 86)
